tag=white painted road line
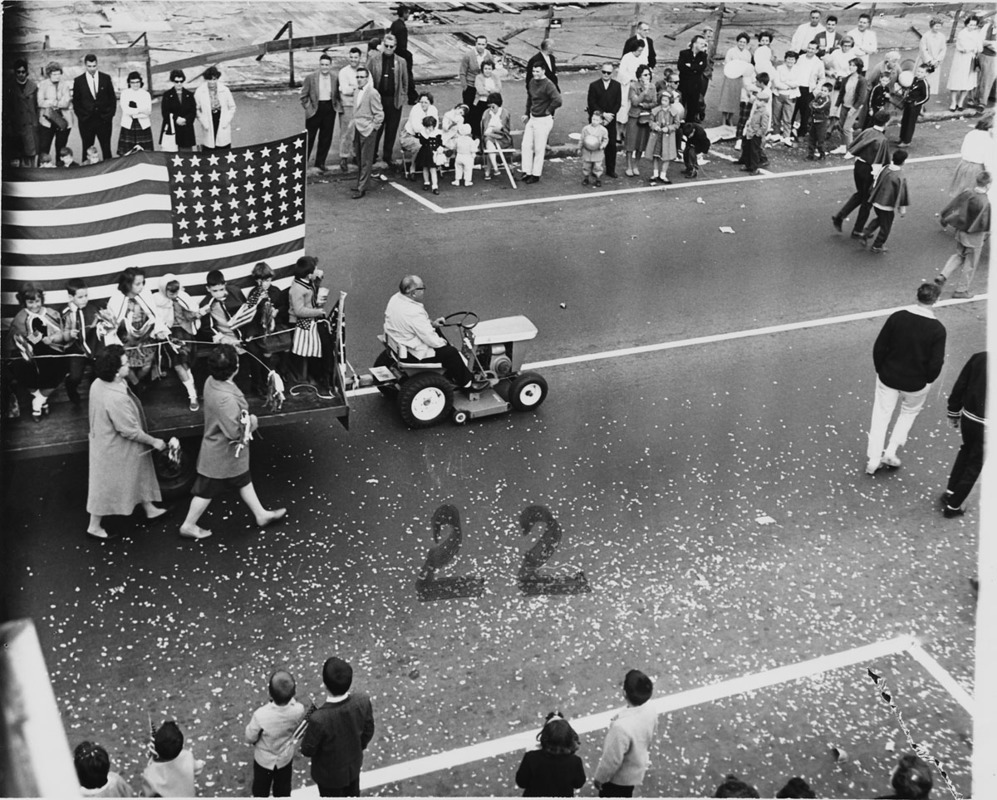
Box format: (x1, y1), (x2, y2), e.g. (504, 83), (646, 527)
(348, 294), (989, 398)
(388, 153), (961, 214)
(907, 641), (978, 716)
(290, 636), (917, 796)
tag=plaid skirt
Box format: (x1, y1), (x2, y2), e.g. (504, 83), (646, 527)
(118, 122), (154, 155)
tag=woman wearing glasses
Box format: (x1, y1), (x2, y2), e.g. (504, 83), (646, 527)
(161, 69), (197, 151)
(117, 71), (154, 155)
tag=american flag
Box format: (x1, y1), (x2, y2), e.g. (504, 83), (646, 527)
(1, 135), (306, 321)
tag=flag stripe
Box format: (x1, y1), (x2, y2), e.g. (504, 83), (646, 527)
(2, 180), (172, 211)
(2, 223), (175, 256)
(3, 162), (169, 197)
(2, 195), (173, 226)
(3, 226), (304, 281)
(3, 211), (170, 244)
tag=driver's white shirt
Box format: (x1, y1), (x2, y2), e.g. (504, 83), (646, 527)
(384, 291), (447, 360)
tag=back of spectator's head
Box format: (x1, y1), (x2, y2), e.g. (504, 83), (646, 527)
(715, 774), (761, 798)
(623, 669), (653, 705)
(73, 741), (110, 790)
(208, 343), (240, 380)
(537, 712), (580, 755)
(295, 255), (319, 279)
(421, 115), (438, 129)
(153, 720), (184, 761)
(776, 776), (817, 798)
(540, 39), (553, 53)
(204, 65), (221, 80)
(205, 268), (225, 287)
(977, 170), (992, 187)
(94, 345), (125, 382)
(872, 109), (891, 126)
(323, 656), (353, 695)
(891, 754), (933, 799)
(893, 149), (909, 166)
(367, 37), (381, 52)
(756, 72), (771, 86)
(487, 91), (503, 107)
(917, 282), (941, 305)
(269, 669), (296, 705)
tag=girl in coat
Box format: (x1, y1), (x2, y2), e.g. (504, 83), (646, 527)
(195, 66), (237, 150)
(104, 267), (170, 388)
(86, 344), (168, 539)
(3, 285), (69, 421)
(648, 92), (681, 184)
(515, 713), (586, 797)
(415, 114), (444, 194)
(160, 69), (197, 151)
(178, 344), (286, 540)
(117, 71), (153, 155)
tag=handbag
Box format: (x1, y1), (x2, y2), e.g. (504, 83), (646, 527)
(46, 107), (68, 131)
(160, 115), (178, 152)
(637, 111), (652, 125)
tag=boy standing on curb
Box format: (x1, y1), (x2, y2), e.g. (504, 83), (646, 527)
(301, 657), (375, 797)
(593, 670), (658, 797)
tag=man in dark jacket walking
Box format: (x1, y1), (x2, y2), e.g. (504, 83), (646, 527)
(942, 352), (986, 517)
(866, 282), (946, 475)
(301, 657), (375, 797)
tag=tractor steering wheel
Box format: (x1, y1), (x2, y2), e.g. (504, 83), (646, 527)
(438, 311), (479, 330)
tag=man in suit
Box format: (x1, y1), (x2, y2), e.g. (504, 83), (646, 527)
(459, 35), (490, 108)
(622, 21), (656, 71)
(300, 52), (341, 172)
(72, 54), (116, 159)
(525, 39), (558, 90)
(300, 657), (375, 798)
(351, 66), (383, 199)
(366, 33), (408, 169)
(678, 35), (709, 123)
(587, 63), (622, 178)
(390, 4), (419, 105)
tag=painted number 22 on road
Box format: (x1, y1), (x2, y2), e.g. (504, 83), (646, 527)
(416, 504), (591, 601)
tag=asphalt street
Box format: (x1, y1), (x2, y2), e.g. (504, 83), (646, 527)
(2, 77), (991, 798)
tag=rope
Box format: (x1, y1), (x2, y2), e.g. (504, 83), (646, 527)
(867, 668), (963, 800)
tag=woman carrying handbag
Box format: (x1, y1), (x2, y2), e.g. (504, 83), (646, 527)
(161, 69), (197, 151)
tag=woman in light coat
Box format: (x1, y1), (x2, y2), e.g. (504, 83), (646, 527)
(37, 61), (73, 159)
(117, 71), (154, 155)
(400, 92), (439, 177)
(86, 344), (167, 539)
(947, 15), (984, 111)
(195, 65), (237, 150)
(917, 17), (948, 96)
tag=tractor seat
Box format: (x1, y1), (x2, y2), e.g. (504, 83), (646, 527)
(379, 333), (443, 370)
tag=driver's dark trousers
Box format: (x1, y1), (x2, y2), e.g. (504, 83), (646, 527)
(402, 344), (472, 387)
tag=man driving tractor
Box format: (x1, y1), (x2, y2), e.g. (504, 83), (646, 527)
(383, 275), (488, 390)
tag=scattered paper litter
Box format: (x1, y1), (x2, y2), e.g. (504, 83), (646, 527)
(719, 226), (736, 234)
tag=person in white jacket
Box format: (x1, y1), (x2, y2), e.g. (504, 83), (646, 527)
(195, 66), (237, 150)
(116, 71), (153, 155)
(593, 670), (658, 797)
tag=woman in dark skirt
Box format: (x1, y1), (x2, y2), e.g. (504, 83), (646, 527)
(160, 69), (197, 151)
(179, 344), (285, 540)
(117, 71), (154, 155)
